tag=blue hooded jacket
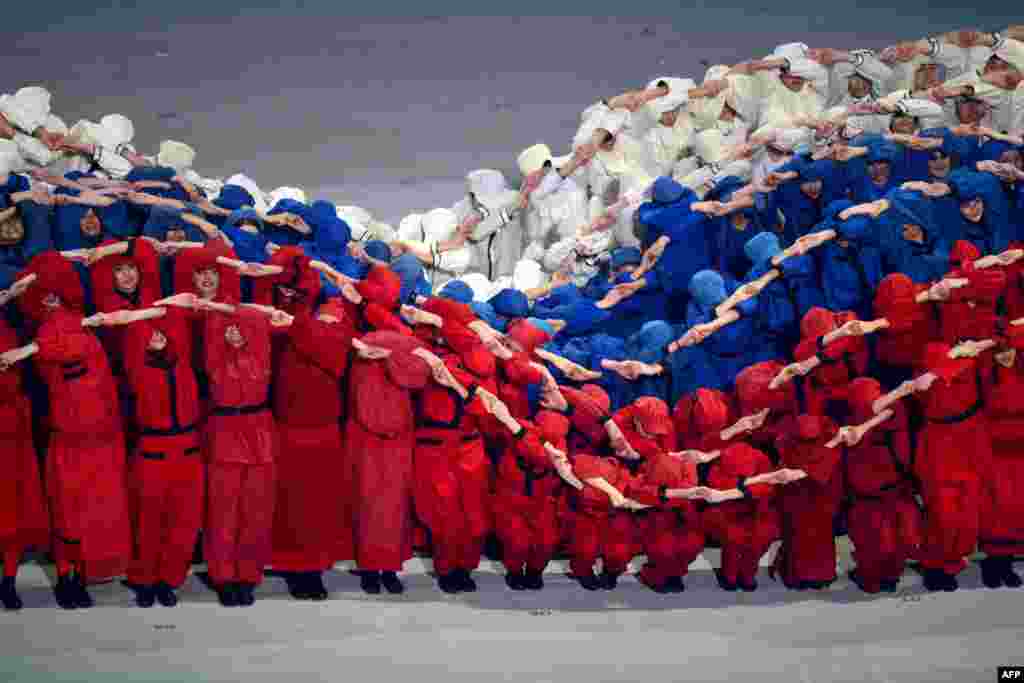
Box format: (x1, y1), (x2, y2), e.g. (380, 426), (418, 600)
(815, 201), (884, 318)
(0, 196), (52, 289)
(943, 168), (1011, 256)
(878, 188), (949, 283)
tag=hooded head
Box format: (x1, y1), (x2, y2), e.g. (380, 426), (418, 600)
(489, 288), (530, 319)
(506, 319), (552, 355)
(173, 245), (241, 303)
(652, 176), (686, 205)
(262, 246), (322, 313)
(735, 360), (798, 415)
(388, 253), (427, 304)
(673, 388), (732, 440)
(610, 247), (642, 272)
(948, 239), (981, 271)
(625, 320), (675, 365)
(744, 232), (781, 267)
(439, 279), (474, 304)
(688, 270), (727, 308)
(356, 265), (402, 309)
(800, 307), (837, 340)
(17, 252), (86, 322)
(535, 409), (571, 451)
(214, 184), (256, 212)
(887, 188), (939, 246)
(632, 396), (673, 437)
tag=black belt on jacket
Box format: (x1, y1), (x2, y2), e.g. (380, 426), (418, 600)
(416, 431), (481, 446)
(211, 401), (270, 417)
(138, 422), (199, 438)
(137, 447), (201, 461)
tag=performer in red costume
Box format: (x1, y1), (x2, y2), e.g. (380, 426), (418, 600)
(0, 316), (49, 611)
(791, 308), (870, 418)
(831, 378), (921, 594)
(872, 273), (938, 388)
(773, 414), (842, 590)
(978, 326), (1024, 589)
(270, 297), (355, 600)
(13, 252), (132, 609)
(203, 307), (277, 607)
(935, 240), (1005, 346)
(344, 331), (431, 595)
(121, 310), (203, 608)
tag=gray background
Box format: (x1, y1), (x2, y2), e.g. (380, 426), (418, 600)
(4, 2), (1022, 222)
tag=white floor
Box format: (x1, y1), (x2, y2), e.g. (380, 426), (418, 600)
(2, 541), (1022, 683)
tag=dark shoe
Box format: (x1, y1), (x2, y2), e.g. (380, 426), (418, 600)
(922, 569), (947, 592)
(942, 573), (959, 592)
(155, 582), (178, 607)
(438, 573), (461, 594)
(641, 576), (671, 593)
(237, 583), (256, 606)
(285, 572), (311, 600)
(360, 571), (381, 595)
(879, 579), (900, 593)
(381, 571), (404, 594)
(72, 573), (93, 609)
(505, 571), (526, 590)
(135, 584), (156, 608)
(575, 573), (602, 591)
(456, 569), (477, 593)
(666, 576), (686, 593)
(598, 571), (619, 590)
(738, 577), (758, 592)
(848, 569), (877, 594)
(522, 569), (544, 591)
(306, 572), (328, 601)
(714, 569), (737, 592)
(54, 575), (78, 610)
(0, 576), (23, 611)
(218, 583), (239, 607)
(1005, 563), (1023, 589)
(981, 557), (1005, 589)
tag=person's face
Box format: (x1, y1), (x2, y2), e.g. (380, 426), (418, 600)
(597, 130), (615, 152)
(890, 115), (916, 135)
(80, 209), (102, 237)
(113, 263), (140, 294)
(960, 198), (984, 223)
(956, 100), (986, 125)
(996, 348), (1017, 368)
(166, 228), (186, 243)
(193, 267), (220, 298)
(659, 109), (679, 127)
(928, 152), (952, 178)
(42, 293), (61, 309)
(800, 179), (823, 200)
(780, 72), (806, 92)
(913, 64), (941, 90)
(902, 224), (924, 243)
(148, 330), (167, 351)
(847, 74), (871, 99)
(225, 324), (245, 348)
(868, 160), (891, 183)
(731, 212), (750, 232)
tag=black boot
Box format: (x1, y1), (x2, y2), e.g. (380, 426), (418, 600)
(598, 571), (619, 590)
(848, 570), (876, 593)
(0, 576), (23, 611)
(922, 568), (948, 592)
(505, 571), (526, 591)
(360, 571), (381, 595)
(155, 582), (178, 607)
(738, 576), (758, 592)
(380, 571), (404, 594)
(879, 578), (900, 593)
(522, 569), (544, 591)
(666, 576), (686, 593)
(218, 582), (239, 607)
(135, 584), (156, 608)
(575, 573), (602, 591)
(54, 574), (77, 610)
(306, 572), (328, 601)
(438, 573), (461, 594)
(71, 572), (93, 609)
(285, 572), (311, 600)
(456, 569), (477, 593)
(714, 569), (738, 592)
(981, 557), (1005, 589)
(237, 583), (256, 606)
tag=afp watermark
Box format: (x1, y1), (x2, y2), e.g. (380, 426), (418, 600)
(999, 667), (1024, 680)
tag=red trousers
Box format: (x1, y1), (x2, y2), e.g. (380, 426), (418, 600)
(776, 485), (842, 585)
(636, 509), (704, 586)
(413, 432), (491, 575)
(704, 505), (780, 587)
(47, 431), (131, 581)
(127, 433), (204, 587)
(0, 428), (49, 575)
(205, 461), (276, 585)
(917, 476), (981, 573)
(568, 508), (637, 577)
(980, 444), (1024, 556)
(271, 422), (347, 571)
(494, 493), (560, 575)
(846, 490), (922, 591)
